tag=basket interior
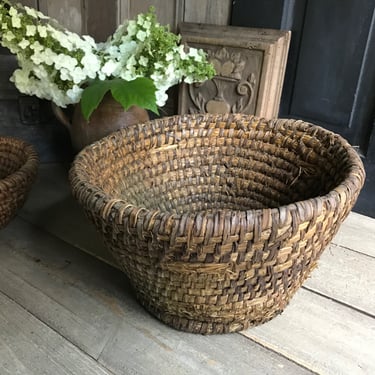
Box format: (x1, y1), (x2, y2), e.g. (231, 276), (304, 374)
(85, 117), (353, 213)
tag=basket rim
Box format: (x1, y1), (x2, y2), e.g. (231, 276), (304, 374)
(70, 114), (366, 224)
(0, 136), (39, 189)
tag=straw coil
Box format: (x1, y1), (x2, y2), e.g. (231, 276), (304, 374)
(70, 114), (365, 334)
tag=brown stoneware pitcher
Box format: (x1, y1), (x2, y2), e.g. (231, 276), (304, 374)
(52, 94), (149, 151)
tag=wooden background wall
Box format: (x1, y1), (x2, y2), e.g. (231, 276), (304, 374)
(20, 0), (231, 39)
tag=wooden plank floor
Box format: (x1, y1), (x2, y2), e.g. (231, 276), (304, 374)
(0, 164), (374, 375)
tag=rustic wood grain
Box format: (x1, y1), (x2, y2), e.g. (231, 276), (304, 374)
(241, 288), (375, 375)
(332, 212), (375, 257)
(85, 0), (118, 41)
(183, 0), (231, 25)
(3, 163), (372, 373)
(99, 324), (310, 375)
(0, 219), (125, 359)
(0, 217), (312, 375)
(119, 0), (184, 31)
(0, 292), (112, 375)
(39, 0), (83, 33)
(305, 243), (375, 316)
(19, 0), (38, 7)
(98, 311), (312, 375)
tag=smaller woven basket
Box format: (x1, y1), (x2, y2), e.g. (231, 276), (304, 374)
(70, 114), (365, 334)
(0, 137), (39, 229)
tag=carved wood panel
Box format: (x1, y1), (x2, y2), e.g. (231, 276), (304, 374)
(178, 23), (291, 119)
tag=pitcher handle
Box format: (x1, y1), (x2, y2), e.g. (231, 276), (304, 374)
(51, 102), (72, 131)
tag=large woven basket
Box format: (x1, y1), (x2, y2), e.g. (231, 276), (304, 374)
(0, 137), (39, 229)
(70, 114), (365, 334)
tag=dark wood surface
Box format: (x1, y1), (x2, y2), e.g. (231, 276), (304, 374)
(232, 0), (375, 218)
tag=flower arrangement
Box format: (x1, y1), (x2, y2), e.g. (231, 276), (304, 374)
(0, 1), (215, 119)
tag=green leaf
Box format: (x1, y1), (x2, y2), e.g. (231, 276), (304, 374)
(80, 80), (112, 120)
(110, 77), (159, 115)
(80, 77), (159, 121)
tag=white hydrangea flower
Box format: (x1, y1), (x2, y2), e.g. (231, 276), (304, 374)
(66, 85), (83, 103)
(26, 24), (36, 36)
(112, 23), (127, 40)
(97, 71), (106, 80)
(33, 65), (49, 79)
(11, 68), (31, 87)
(188, 48), (203, 62)
(30, 52), (44, 65)
(66, 31), (84, 47)
(24, 6), (39, 18)
(184, 76), (195, 84)
(143, 20), (151, 30)
(71, 66), (88, 84)
(54, 54), (77, 71)
(37, 25), (47, 38)
(106, 45), (121, 58)
(11, 15), (21, 28)
(119, 40), (137, 56)
(126, 55), (137, 68)
(165, 63), (175, 76)
(8, 7), (17, 17)
(81, 35), (97, 50)
(139, 56), (148, 67)
(0, 2), (215, 111)
(59, 67), (71, 81)
(101, 60), (119, 76)
(178, 45), (187, 60)
(18, 39), (30, 49)
(42, 48), (56, 66)
(165, 52), (174, 61)
(120, 68), (137, 81)
(126, 20), (137, 36)
(136, 14), (145, 26)
(3, 31), (15, 41)
(36, 10), (49, 20)
(30, 41), (44, 53)
(81, 52), (101, 78)
(154, 62), (164, 70)
(155, 89), (168, 107)
(136, 30), (147, 42)
(58, 33), (73, 51)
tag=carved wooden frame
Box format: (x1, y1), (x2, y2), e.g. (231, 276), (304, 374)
(178, 23), (291, 119)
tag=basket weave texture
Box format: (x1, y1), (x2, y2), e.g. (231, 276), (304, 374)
(70, 114), (365, 334)
(0, 137), (39, 229)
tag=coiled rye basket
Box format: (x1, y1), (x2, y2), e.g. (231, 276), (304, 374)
(0, 137), (39, 229)
(70, 114), (365, 334)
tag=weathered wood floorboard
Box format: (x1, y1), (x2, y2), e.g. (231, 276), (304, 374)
(304, 243), (375, 316)
(332, 212), (375, 257)
(0, 292), (113, 375)
(241, 288), (375, 375)
(0, 217), (312, 375)
(97, 313), (312, 375)
(3, 164), (375, 374)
